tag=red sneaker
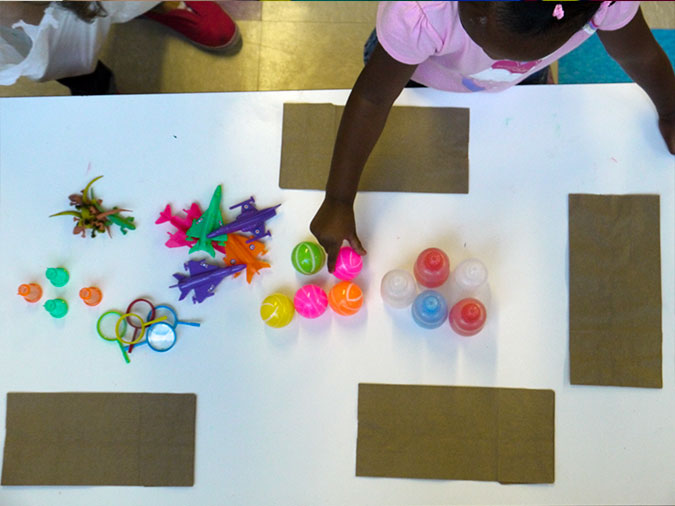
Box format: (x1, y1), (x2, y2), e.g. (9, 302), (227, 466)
(144, 2), (241, 52)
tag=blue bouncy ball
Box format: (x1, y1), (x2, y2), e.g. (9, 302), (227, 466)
(411, 290), (448, 329)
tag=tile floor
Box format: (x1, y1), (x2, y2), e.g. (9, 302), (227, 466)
(1, 1), (674, 97)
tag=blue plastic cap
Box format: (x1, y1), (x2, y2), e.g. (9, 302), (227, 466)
(411, 290), (448, 329)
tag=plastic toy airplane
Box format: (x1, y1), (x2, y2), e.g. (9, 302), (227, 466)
(170, 259), (246, 304)
(207, 197), (280, 243)
(222, 233), (270, 283)
(156, 202), (202, 248)
(156, 202), (202, 230)
(186, 186), (229, 256)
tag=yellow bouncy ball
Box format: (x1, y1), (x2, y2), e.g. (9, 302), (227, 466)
(260, 293), (295, 328)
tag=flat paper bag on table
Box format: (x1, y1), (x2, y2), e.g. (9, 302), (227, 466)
(356, 383), (555, 484)
(1, 392), (196, 486)
(279, 103), (469, 193)
(568, 194), (662, 388)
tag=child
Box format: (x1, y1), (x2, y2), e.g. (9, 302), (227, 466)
(310, 1), (675, 272)
(0, 1), (240, 94)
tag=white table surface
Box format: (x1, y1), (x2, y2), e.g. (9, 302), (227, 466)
(0, 84), (673, 505)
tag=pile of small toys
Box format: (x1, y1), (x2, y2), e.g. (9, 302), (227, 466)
(96, 297), (200, 363)
(50, 176), (135, 238)
(17, 266), (103, 318)
(156, 184), (280, 303)
(260, 242), (365, 328)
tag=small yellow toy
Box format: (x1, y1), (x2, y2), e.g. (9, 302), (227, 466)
(260, 293), (295, 328)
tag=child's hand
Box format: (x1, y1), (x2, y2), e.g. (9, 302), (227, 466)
(310, 197), (367, 273)
(658, 114), (675, 155)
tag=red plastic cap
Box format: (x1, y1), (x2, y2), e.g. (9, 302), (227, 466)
(414, 247), (450, 288)
(449, 298), (486, 336)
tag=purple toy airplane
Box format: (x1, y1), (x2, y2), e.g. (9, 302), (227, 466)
(206, 197), (280, 243)
(170, 259), (246, 304)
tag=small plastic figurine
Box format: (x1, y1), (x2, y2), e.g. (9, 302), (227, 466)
(222, 233), (270, 283)
(44, 298), (68, 318)
(449, 298), (487, 336)
(186, 185), (229, 257)
(414, 248), (450, 288)
(171, 259), (246, 303)
(333, 246), (363, 281)
(411, 290), (448, 329)
(291, 241), (325, 275)
(45, 267), (69, 287)
(17, 283), (42, 303)
(79, 287), (103, 306)
(260, 293), (295, 328)
(157, 203), (199, 231)
(207, 196), (281, 242)
(380, 269), (417, 308)
(328, 281), (363, 316)
(50, 175), (134, 238)
(156, 202), (202, 248)
(293, 284), (328, 319)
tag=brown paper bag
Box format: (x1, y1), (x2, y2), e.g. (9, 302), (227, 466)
(356, 383), (554, 484)
(568, 194), (662, 388)
(2, 392), (197, 486)
(279, 103), (469, 193)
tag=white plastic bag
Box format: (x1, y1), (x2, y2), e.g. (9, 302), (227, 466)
(0, 1), (158, 85)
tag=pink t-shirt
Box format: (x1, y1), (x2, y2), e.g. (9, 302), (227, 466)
(376, 1), (640, 92)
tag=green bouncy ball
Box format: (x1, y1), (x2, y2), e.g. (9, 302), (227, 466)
(291, 241), (325, 275)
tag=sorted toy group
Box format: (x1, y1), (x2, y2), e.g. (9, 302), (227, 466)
(156, 184), (280, 303)
(50, 176), (136, 238)
(381, 247), (490, 336)
(17, 266), (103, 318)
(261, 241), (365, 328)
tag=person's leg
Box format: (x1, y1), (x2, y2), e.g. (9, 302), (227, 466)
(56, 61), (117, 95)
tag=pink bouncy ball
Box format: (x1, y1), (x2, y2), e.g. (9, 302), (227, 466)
(294, 284), (328, 319)
(414, 247), (450, 288)
(334, 246), (363, 281)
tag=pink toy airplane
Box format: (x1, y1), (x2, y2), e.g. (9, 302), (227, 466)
(156, 203), (203, 248)
(156, 202), (202, 229)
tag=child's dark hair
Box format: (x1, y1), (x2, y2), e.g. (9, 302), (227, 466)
(57, 1), (108, 23)
(496, 1), (603, 36)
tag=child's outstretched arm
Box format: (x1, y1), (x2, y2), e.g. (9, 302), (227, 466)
(597, 7), (675, 154)
(310, 43), (418, 271)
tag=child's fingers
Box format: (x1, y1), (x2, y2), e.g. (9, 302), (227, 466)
(325, 244), (339, 273)
(348, 235), (367, 257)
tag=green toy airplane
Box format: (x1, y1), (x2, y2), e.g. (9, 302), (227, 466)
(186, 185), (229, 257)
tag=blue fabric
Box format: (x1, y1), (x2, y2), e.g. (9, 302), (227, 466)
(558, 29), (675, 84)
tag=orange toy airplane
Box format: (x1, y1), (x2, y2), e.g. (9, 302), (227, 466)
(218, 233), (269, 283)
